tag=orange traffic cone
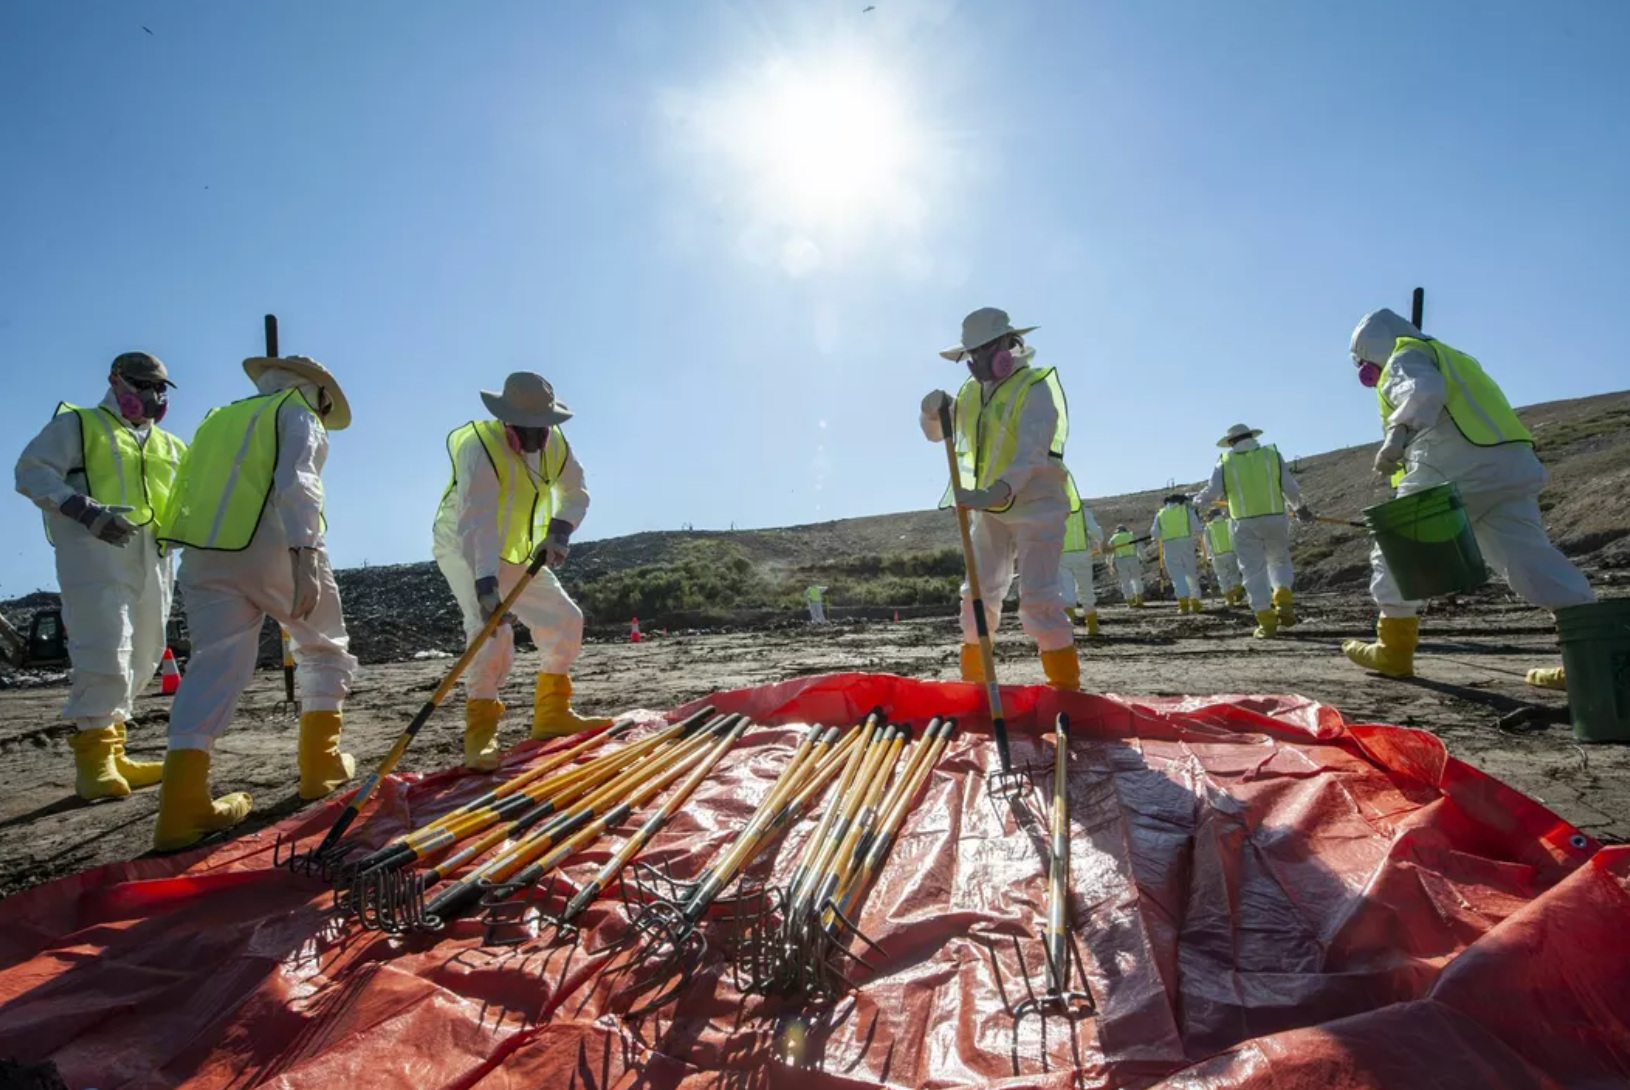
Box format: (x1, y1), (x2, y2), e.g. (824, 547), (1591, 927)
(630, 616), (643, 643)
(159, 647), (181, 695)
(893, 610), (900, 623)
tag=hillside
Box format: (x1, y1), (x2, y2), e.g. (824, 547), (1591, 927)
(4, 388), (1628, 669)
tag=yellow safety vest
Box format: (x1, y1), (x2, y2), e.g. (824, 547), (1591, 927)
(1156, 505), (1195, 541)
(1379, 336), (1532, 448)
(48, 403), (185, 540)
(1062, 505), (1097, 555)
(806, 586), (825, 604)
(1218, 445), (1285, 519)
(1205, 519), (1234, 556)
(940, 366), (1076, 515)
(443, 420), (570, 566)
(1107, 531), (1137, 558)
(161, 389), (322, 551)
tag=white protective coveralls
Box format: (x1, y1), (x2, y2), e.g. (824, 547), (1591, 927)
(431, 431), (590, 698)
(921, 356), (1074, 653)
(167, 370), (357, 751)
(1059, 506), (1104, 613)
(14, 391), (175, 731)
(805, 585), (828, 624)
(1149, 504), (1203, 601)
(1193, 441), (1305, 611)
(1351, 309), (1594, 618)
(1205, 523), (1243, 596)
(1110, 537), (1144, 601)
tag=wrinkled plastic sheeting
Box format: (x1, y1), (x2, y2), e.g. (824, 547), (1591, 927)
(0, 672), (1627, 1090)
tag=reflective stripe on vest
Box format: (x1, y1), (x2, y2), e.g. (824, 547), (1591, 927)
(1219, 445), (1285, 519)
(160, 389), (320, 551)
(1378, 336), (1533, 449)
(1157, 505), (1194, 541)
(48, 404), (184, 539)
(1205, 518), (1234, 555)
(940, 366), (1071, 515)
(1107, 531), (1137, 558)
(443, 420), (570, 565)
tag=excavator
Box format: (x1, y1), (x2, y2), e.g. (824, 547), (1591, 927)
(0, 610), (189, 669)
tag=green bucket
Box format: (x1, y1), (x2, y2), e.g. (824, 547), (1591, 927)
(1556, 599), (1630, 743)
(1363, 483), (1488, 600)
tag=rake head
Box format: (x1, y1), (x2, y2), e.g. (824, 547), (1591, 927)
(273, 831), (362, 883)
(601, 898), (711, 1018)
(987, 760), (1044, 805)
(1005, 931), (1096, 1021)
(332, 863), (437, 933)
(479, 873), (582, 949)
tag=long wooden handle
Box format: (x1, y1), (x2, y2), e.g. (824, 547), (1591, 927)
(936, 403), (1012, 773)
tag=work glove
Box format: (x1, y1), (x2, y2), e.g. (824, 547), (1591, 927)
(921, 390), (952, 418)
(1295, 505), (1316, 525)
(1373, 426), (1410, 478)
(954, 480), (1012, 511)
(60, 496), (137, 547)
(289, 548), (322, 621)
(474, 576), (515, 625)
(543, 518), (573, 568)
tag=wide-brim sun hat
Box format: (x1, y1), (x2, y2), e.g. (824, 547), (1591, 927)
(242, 355), (352, 431)
(481, 371), (573, 428)
(1217, 422), (1264, 448)
(939, 306), (1038, 361)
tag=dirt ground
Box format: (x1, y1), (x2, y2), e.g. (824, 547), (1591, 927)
(1, 585), (1625, 897)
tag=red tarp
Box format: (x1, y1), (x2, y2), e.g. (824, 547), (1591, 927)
(1, 673), (1627, 1089)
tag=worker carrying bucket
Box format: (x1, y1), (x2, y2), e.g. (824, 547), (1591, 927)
(1341, 307), (1595, 683)
(433, 372), (611, 772)
(1192, 424), (1314, 638)
(920, 307), (1082, 690)
(14, 351), (185, 801)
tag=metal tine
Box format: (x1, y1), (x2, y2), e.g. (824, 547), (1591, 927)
(814, 717), (957, 998)
(472, 716), (749, 945)
(492, 714), (755, 948)
(1009, 712), (1095, 1021)
(609, 722), (859, 1013)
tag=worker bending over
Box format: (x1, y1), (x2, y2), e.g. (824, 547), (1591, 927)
(433, 372), (610, 772)
(1106, 525), (1144, 607)
(1150, 494), (1204, 613)
(921, 307), (1081, 690)
(1059, 503), (1104, 635)
(14, 352), (184, 800)
(1341, 308), (1593, 683)
(155, 354), (357, 850)
(1203, 508), (1245, 606)
(1193, 424), (1314, 638)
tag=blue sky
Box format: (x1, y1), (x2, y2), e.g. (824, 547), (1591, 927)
(4, 0), (1627, 595)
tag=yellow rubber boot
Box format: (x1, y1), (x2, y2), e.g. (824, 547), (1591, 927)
(959, 643), (985, 682)
(1177, 598), (1190, 614)
(1526, 666), (1567, 691)
(111, 722), (164, 790)
(1132, 594), (1145, 609)
(70, 727), (131, 801)
(1084, 611), (1100, 637)
(1252, 609), (1279, 639)
(464, 698), (505, 771)
(1040, 646), (1081, 691)
(1274, 587), (1297, 628)
(298, 710), (356, 800)
(532, 673), (613, 739)
(1343, 616), (1419, 678)
(153, 749), (252, 851)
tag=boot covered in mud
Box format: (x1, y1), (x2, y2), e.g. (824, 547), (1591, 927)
(464, 698), (505, 771)
(1343, 616), (1419, 678)
(153, 749), (252, 851)
(1040, 646), (1081, 691)
(532, 673), (613, 738)
(298, 710), (356, 800)
(70, 726), (131, 801)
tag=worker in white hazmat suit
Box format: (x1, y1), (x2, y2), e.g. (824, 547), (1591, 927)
(153, 354), (358, 850)
(1341, 308), (1594, 683)
(920, 307), (1081, 690)
(432, 372), (609, 772)
(1150, 494), (1205, 613)
(1059, 503), (1104, 635)
(1105, 525), (1144, 606)
(1193, 424), (1314, 638)
(805, 585), (829, 625)
(1202, 508), (1245, 606)
(13, 352), (185, 800)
